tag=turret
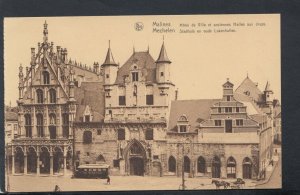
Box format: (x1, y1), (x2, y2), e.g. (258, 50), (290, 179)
(101, 40), (118, 85)
(222, 78), (234, 101)
(69, 67), (75, 101)
(156, 38), (172, 83)
(30, 47), (36, 79)
(18, 64), (24, 100)
(264, 81), (274, 105)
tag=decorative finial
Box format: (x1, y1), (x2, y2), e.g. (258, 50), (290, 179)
(147, 44), (149, 53)
(247, 71), (249, 78)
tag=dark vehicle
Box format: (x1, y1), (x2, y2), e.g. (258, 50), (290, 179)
(74, 163), (109, 179)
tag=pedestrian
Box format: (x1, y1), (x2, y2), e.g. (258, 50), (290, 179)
(54, 185), (61, 192)
(107, 176), (110, 185)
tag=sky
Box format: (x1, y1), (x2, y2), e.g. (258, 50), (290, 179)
(4, 15), (280, 106)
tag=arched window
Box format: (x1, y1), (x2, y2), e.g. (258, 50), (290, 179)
(49, 89), (56, 103)
(184, 156), (190, 173)
(168, 156), (176, 173)
(96, 154), (105, 162)
(49, 114), (56, 125)
(130, 143), (142, 155)
(197, 156), (206, 174)
(243, 157), (252, 179)
(83, 131), (92, 144)
(43, 71), (50, 84)
(212, 156), (221, 178)
(24, 114), (32, 137)
(36, 89), (44, 103)
(62, 114), (69, 138)
(227, 156), (236, 178)
(36, 114), (44, 137)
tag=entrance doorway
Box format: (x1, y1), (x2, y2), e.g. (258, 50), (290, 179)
(130, 157), (144, 176)
(243, 157), (252, 179)
(212, 156), (221, 178)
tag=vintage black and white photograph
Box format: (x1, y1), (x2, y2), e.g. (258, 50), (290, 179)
(4, 15), (281, 192)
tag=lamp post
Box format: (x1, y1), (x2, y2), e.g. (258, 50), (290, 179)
(177, 142), (186, 190)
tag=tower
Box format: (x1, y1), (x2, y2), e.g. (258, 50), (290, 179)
(101, 40), (118, 85)
(264, 81), (274, 106)
(156, 39), (172, 83)
(222, 78), (234, 101)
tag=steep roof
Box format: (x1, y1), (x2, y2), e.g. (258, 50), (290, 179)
(102, 47), (117, 66)
(235, 76), (264, 103)
(115, 51), (156, 84)
(5, 111), (18, 121)
(156, 42), (171, 63)
(233, 92), (263, 115)
(74, 82), (105, 122)
(168, 99), (219, 132)
(264, 81), (272, 91)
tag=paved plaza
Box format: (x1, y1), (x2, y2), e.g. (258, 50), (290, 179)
(7, 174), (258, 192)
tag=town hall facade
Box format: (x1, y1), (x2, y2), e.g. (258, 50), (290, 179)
(9, 22), (280, 180)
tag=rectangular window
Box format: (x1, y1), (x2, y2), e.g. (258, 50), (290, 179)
(225, 120), (233, 133)
(97, 129), (102, 135)
(179, 125), (187, 133)
(132, 72), (139, 82)
(215, 120), (222, 126)
(225, 107), (232, 113)
(118, 129), (125, 140)
(218, 107), (222, 113)
(113, 160), (120, 168)
(236, 107), (240, 113)
(86, 152), (90, 156)
(85, 115), (90, 122)
(227, 96), (230, 101)
(160, 72), (164, 76)
(153, 155), (159, 160)
(145, 129), (153, 140)
(236, 119), (243, 126)
(146, 95), (154, 105)
(119, 96), (126, 105)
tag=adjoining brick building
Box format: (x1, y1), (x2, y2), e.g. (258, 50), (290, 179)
(10, 22), (280, 180)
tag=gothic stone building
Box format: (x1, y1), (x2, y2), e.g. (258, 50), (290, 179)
(10, 22), (103, 176)
(11, 22), (278, 179)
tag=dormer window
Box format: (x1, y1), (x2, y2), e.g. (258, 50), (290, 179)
(83, 105), (93, 122)
(132, 72), (139, 82)
(177, 115), (189, 133)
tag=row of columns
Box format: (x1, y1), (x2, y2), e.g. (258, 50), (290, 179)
(11, 153), (68, 176)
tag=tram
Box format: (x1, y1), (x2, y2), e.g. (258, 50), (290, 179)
(74, 163), (110, 179)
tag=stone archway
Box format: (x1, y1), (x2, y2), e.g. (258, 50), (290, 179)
(15, 147), (24, 174)
(124, 140), (147, 176)
(53, 147), (63, 174)
(40, 147), (50, 174)
(27, 147), (37, 174)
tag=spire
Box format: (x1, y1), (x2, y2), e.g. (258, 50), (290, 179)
(265, 81), (272, 91)
(43, 20), (48, 43)
(102, 40), (118, 66)
(156, 37), (171, 63)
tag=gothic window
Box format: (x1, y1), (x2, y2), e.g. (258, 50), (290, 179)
(83, 131), (92, 144)
(62, 114), (69, 138)
(24, 114), (32, 137)
(145, 129), (153, 140)
(49, 114), (56, 125)
(184, 156), (191, 173)
(146, 95), (154, 105)
(36, 114), (44, 137)
(96, 154), (105, 162)
(168, 156), (176, 172)
(118, 129), (125, 140)
(43, 71), (50, 84)
(119, 96), (126, 105)
(236, 107), (240, 113)
(215, 120), (222, 126)
(113, 160), (120, 168)
(227, 156), (236, 178)
(132, 72), (139, 82)
(160, 72), (164, 77)
(197, 156), (206, 173)
(36, 89), (44, 103)
(130, 143), (142, 155)
(133, 85), (137, 96)
(85, 115), (90, 122)
(236, 119), (243, 126)
(49, 89), (56, 103)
